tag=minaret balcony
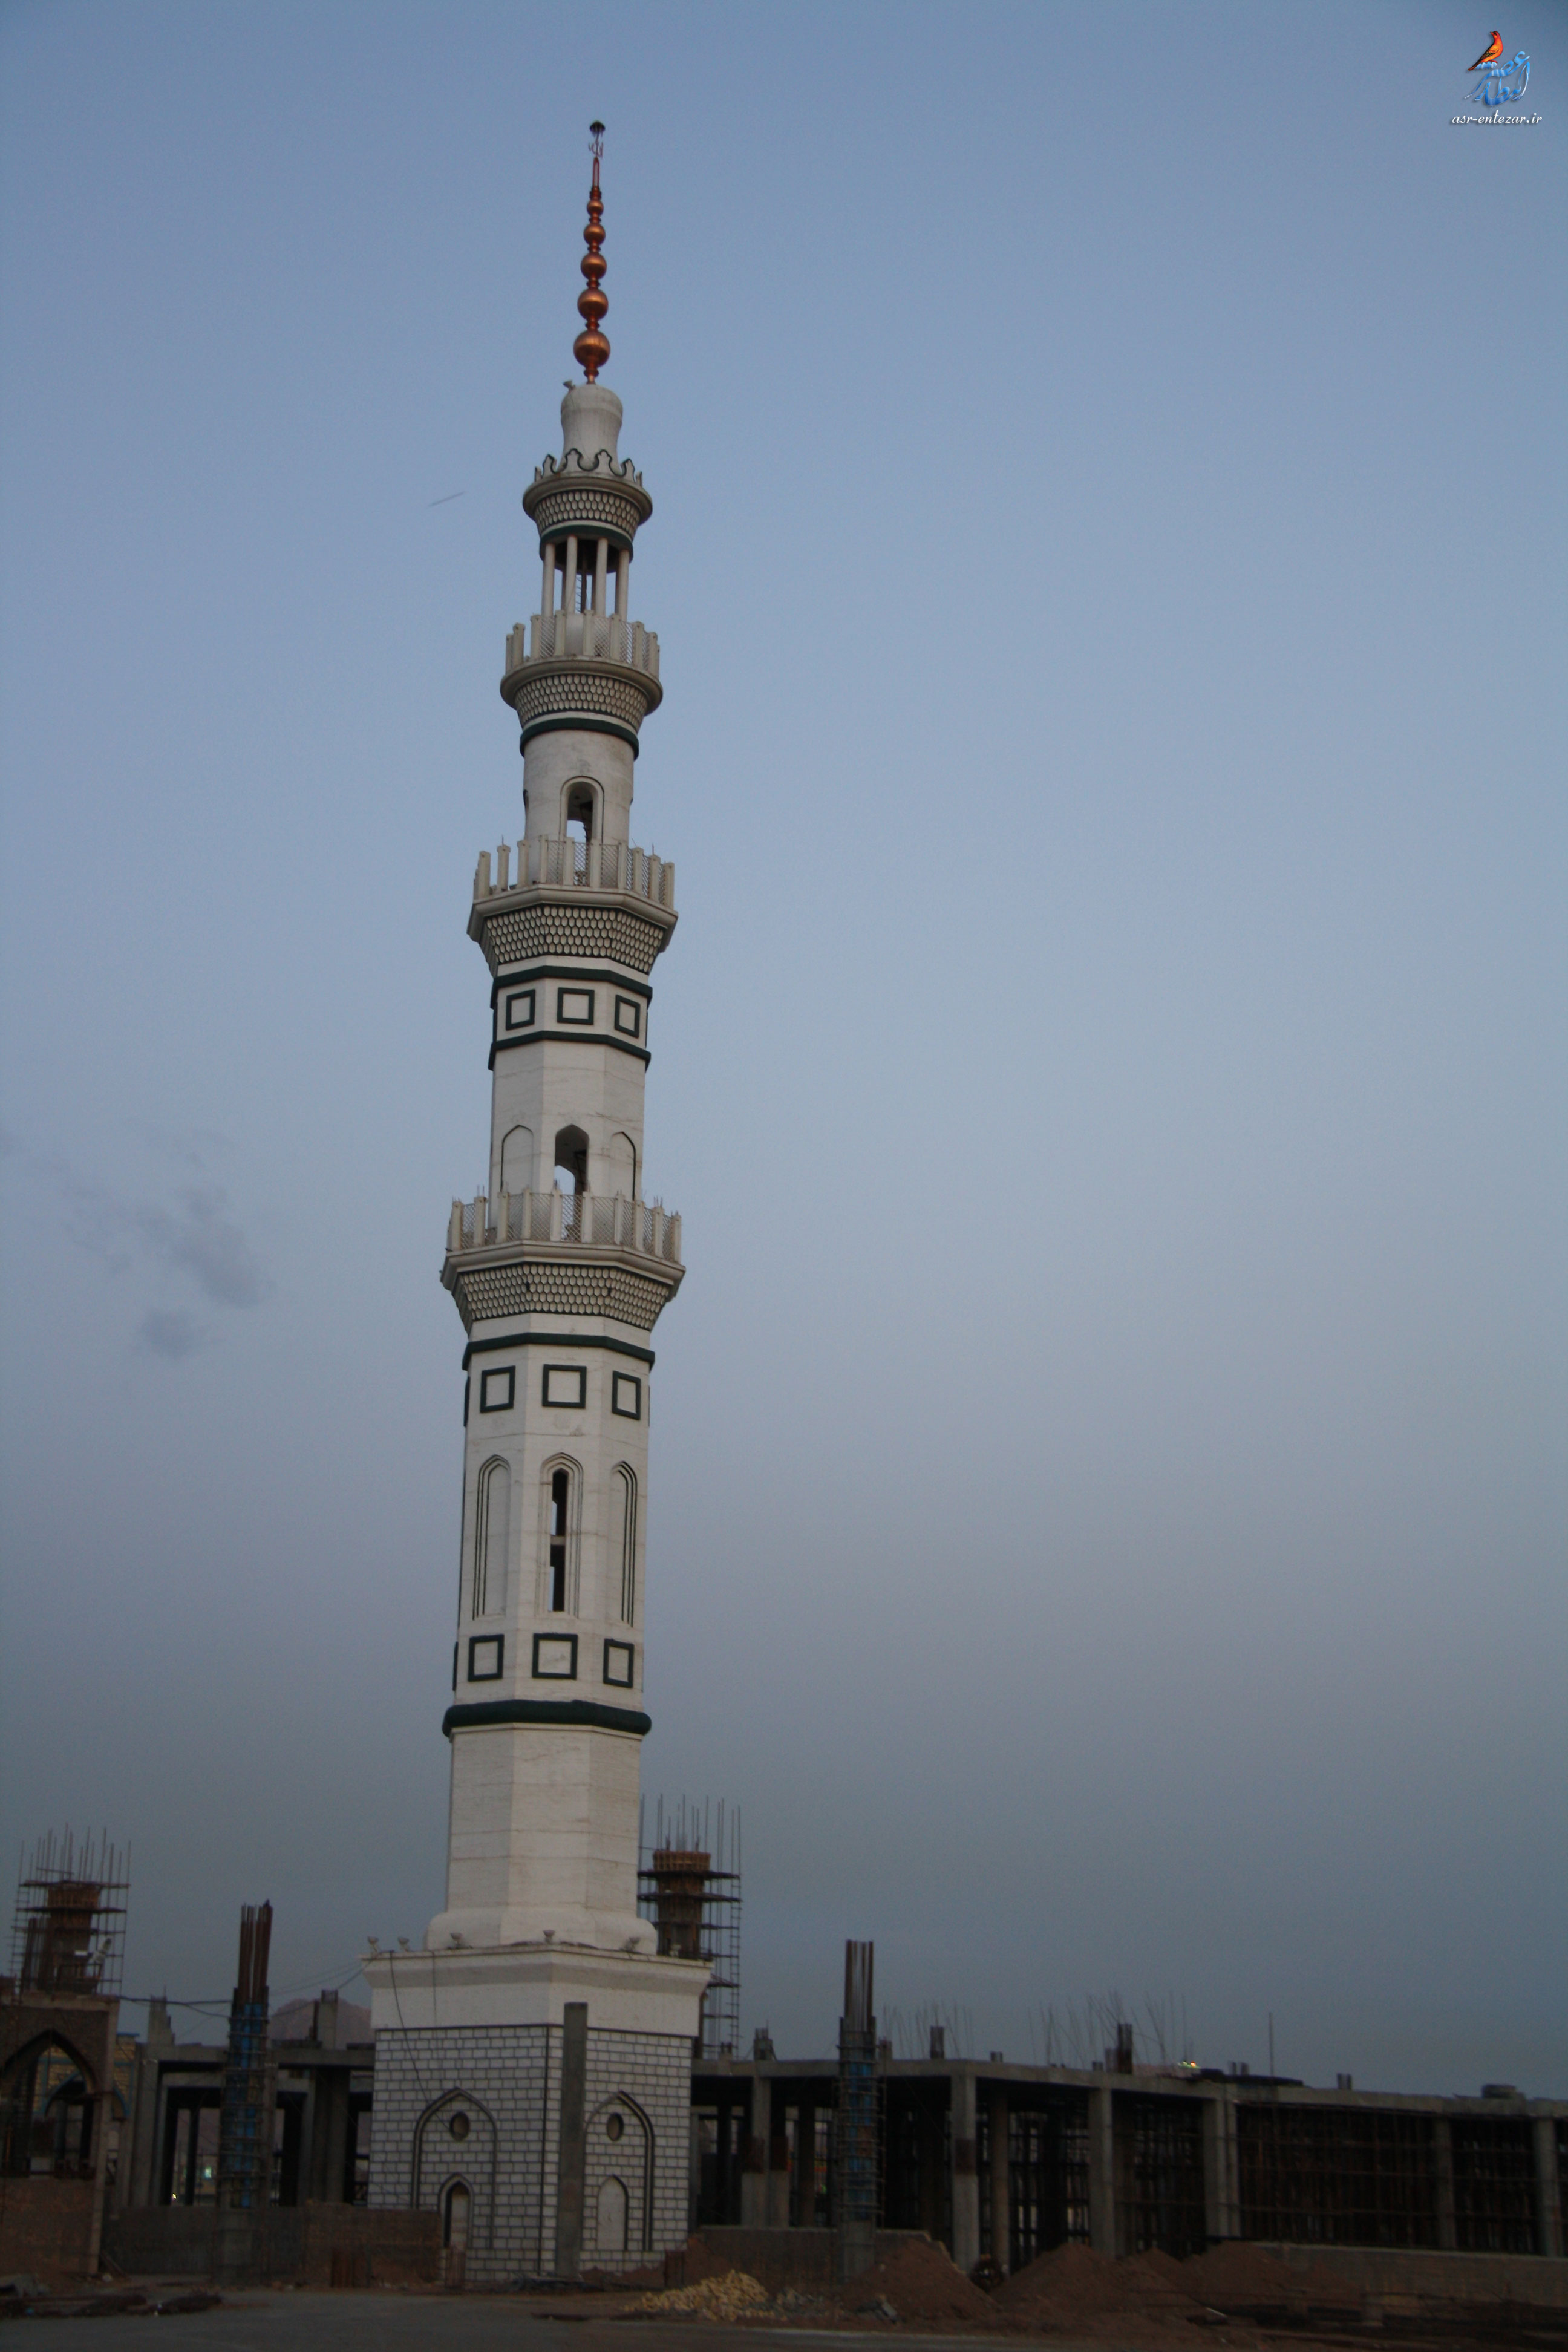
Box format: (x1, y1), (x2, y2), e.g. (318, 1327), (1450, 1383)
(441, 1188), (684, 1335)
(501, 611), (662, 754)
(468, 835), (676, 978)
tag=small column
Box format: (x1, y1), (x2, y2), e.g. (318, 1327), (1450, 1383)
(740, 2072), (770, 2227)
(593, 537), (609, 618)
(541, 540), (556, 621)
(1088, 2082), (1116, 2256)
(615, 547), (630, 615)
(1534, 2115), (1563, 2259)
(564, 534), (578, 613)
(987, 2083), (1009, 2270)
(950, 2067), (979, 2274)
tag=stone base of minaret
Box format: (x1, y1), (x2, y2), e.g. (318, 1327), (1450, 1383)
(364, 1944), (705, 2285)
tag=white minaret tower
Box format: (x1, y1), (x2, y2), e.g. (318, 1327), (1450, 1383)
(366, 128), (707, 2285)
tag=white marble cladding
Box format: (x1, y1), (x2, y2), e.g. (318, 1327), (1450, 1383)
(448, 1190), (681, 1264)
(506, 611), (660, 678)
(474, 835), (674, 910)
(367, 2017), (693, 2284)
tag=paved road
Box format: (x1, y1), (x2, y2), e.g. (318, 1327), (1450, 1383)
(13, 2296), (1053, 2352)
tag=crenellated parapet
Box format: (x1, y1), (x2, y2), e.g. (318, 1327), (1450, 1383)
(468, 835), (676, 978)
(522, 448), (650, 549)
(441, 1187), (684, 1333)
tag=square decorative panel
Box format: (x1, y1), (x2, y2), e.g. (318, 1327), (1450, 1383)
(468, 1635), (504, 1682)
(611, 1371), (642, 1419)
(503, 988), (536, 1031)
(541, 1364), (587, 1408)
(603, 1639), (635, 1688)
(613, 995), (642, 1039)
(556, 987), (595, 1025)
(479, 1366), (515, 1413)
(532, 1633), (578, 1681)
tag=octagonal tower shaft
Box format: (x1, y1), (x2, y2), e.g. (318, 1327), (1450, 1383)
(429, 374), (681, 1957)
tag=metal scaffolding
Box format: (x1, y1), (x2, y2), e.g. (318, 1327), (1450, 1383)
(215, 1902), (273, 2213)
(638, 1797), (740, 2061)
(8, 1829), (127, 2000)
(835, 1939), (880, 2279)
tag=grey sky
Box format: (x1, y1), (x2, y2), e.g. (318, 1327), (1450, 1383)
(1, 0), (1563, 2094)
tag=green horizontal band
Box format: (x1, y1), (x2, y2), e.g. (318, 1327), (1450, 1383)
(461, 1331), (655, 1369)
(443, 1699), (650, 1739)
(489, 1029), (651, 1069)
(517, 714), (641, 756)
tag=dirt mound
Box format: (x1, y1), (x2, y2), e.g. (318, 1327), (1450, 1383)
(998, 2243), (1200, 2318)
(1178, 2246), (1359, 2311)
(838, 2237), (1000, 2328)
(991, 2244), (1213, 2342)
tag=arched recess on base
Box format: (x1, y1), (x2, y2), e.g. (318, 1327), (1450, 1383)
(411, 2088), (497, 2252)
(585, 2090), (653, 2255)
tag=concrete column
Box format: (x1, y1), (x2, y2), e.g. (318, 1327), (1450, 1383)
(768, 2100), (791, 2228)
(987, 2085), (1010, 2270)
(1201, 2087), (1239, 2243)
(593, 538), (609, 617)
(1088, 2083), (1116, 2256)
(1432, 2117), (1457, 2252)
(541, 541), (555, 619)
(554, 2003), (589, 2278)
(1533, 2116), (1563, 2259)
(564, 535), (578, 614)
(740, 2074), (770, 2226)
(86, 2091), (113, 2275)
(794, 2100), (816, 2227)
(615, 547), (630, 616)
(310, 2070), (350, 2203)
(950, 2068), (979, 2275)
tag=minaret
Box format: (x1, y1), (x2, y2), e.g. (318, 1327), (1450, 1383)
(365, 129), (706, 2284)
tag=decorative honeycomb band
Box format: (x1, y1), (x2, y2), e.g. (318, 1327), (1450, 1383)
(510, 665), (657, 738)
(477, 903), (667, 977)
(525, 483), (649, 545)
(449, 1260), (677, 1333)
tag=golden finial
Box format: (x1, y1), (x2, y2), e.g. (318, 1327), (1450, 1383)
(572, 122), (610, 383)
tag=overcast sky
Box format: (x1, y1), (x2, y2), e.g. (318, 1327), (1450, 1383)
(2, 0), (1563, 2096)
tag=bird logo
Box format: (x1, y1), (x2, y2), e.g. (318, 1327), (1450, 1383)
(1468, 31), (1504, 70)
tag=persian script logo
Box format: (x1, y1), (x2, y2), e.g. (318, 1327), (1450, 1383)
(1466, 30), (1531, 104)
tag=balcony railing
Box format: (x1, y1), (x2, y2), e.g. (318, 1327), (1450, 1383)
(472, 835), (674, 909)
(446, 1188), (682, 1266)
(505, 610), (660, 678)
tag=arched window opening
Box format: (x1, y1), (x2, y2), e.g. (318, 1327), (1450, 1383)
(615, 1465), (638, 1625)
(566, 782), (596, 843)
(473, 1460), (510, 1619)
(554, 1125), (589, 1198)
(549, 1468), (571, 1613)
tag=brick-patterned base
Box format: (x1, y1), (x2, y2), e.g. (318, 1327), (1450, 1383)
(368, 2022), (690, 2286)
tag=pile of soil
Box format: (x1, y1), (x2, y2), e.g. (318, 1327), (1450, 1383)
(1177, 2246), (1360, 2313)
(993, 2244), (1212, 2342)
(835, 2238), (1002, 2329)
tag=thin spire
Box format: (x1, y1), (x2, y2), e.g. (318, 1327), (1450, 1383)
(572, 122), (610, 383)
